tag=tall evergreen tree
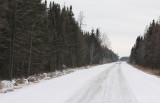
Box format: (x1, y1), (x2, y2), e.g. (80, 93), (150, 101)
(0, 1), (118, 80)
(130, 19), (160, 69)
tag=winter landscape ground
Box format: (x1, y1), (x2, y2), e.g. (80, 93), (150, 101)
(0, 62), (160, 103)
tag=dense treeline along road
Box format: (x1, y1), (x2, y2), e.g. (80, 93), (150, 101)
(1, 62), (160, 103)
(130, 20), (160, 69)
(0, 0), (118, 80)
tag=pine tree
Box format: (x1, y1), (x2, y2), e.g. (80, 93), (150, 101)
(0, 0), (10, 79)
(130, 19), (160, 69)
(0, 1), (118, 79)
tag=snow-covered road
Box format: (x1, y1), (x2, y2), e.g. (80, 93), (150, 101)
(1, 62), (160, 103)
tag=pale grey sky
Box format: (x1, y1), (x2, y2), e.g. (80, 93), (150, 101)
(44, 0), (160, 57)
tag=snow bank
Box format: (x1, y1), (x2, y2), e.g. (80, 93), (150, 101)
(0, 67), (88, 93)
(0, 63), (112, 103)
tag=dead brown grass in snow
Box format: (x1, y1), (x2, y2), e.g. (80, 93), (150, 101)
(0, 81), (2, 90)
(129, 63), (160, 77)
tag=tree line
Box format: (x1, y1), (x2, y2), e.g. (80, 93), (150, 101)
(0, 0), (118, 80)
(130, 19), (160, 69)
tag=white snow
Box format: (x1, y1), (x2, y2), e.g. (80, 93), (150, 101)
(122, 62), (160, 103)
(0, 62), (160, 103)
(0, 68), (83, 93)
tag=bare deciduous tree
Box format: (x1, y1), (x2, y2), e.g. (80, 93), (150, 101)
(78, 11), (86, 30)
(100, 33), (111, 49)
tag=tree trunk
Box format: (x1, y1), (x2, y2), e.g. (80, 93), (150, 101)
(9, 1), (17, 80)
(28, 34), (33, 77)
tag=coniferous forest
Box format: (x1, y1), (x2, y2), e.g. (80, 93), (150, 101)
(0, 0), (118, 80)
(130, 20), (160, 69)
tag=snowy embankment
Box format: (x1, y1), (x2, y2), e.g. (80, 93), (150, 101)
(0, 62), (160, 103)
(0, 66), (89, 93)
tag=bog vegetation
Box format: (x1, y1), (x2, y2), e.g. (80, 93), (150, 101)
(0, 0), (118, 80)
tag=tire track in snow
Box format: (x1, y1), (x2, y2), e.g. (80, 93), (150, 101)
(104, 64), (138, 103)
(65, 63), (138, 103)
(65, 64), (116, 103)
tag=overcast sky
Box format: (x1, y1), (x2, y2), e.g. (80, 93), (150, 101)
(44, 0), (160, 57)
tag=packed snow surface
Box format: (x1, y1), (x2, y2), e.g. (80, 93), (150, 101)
(0, 62), (160, 103)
